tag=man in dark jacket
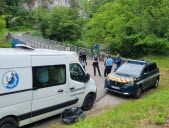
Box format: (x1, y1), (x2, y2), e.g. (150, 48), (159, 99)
(115, 54), (122, 71)
(104, 54), (108, 77)
(92, 54), (101, 76)
(78, 49), (83, 59)
(82, 50), (87, 66)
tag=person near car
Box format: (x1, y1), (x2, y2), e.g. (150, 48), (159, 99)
(115, 54), (122, 71)
(104, 54), (108, 77)
(82, 50), (87, 66)
(105, 55), (114, 75)
(79, 58), (85, 70)
(78, 49), (83, 60)
(92, 54), (101, 76)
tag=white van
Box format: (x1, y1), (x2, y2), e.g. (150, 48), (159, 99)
(0, 47), (97, 128)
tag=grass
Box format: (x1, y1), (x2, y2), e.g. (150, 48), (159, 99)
(0, 28), (33, 47)
(0, 29), (11, 47)
(69, 56), (169, 128)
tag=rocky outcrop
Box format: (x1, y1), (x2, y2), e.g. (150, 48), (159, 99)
(19, 0), (71, 10)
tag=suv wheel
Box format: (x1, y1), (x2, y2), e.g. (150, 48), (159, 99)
(82, 94), (95, 111)
(0, 117), (17, 128)
(133, 86), (142, 99)
(153, 79), (159, 88)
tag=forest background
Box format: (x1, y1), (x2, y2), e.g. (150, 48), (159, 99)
(0, 0), (169, 58)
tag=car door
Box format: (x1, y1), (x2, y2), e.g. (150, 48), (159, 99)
(69, 63), (86, 105)
(148, 63), (158, 86)
(142, 66), (151, 89)
(31, 56), (70, 123)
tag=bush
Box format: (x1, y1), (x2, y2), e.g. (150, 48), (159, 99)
(30, 31), (43, 37)
(0, 43), (12, 48)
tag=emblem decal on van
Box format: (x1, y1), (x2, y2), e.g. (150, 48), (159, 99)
(2, 71), (19, 89)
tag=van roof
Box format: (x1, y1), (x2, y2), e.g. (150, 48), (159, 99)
(0, 48), (78, 68)
(0, 48), (76, 56)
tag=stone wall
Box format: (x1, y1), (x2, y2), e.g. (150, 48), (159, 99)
(19, 0), (71, 10)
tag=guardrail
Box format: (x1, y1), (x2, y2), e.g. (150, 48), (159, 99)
(11, 34), (93, 59)
(11, 34), (128, 62)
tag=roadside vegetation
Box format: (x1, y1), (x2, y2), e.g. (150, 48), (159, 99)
(70, 56), (169, 128)
(0, 16), (11, 47)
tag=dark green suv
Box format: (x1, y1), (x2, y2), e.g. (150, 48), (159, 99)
(105, 60), (160, 98)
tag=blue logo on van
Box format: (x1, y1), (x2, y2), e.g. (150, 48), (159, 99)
(2, 71), (19, 89)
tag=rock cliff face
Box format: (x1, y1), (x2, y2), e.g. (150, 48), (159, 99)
(19, 0), (71, 10)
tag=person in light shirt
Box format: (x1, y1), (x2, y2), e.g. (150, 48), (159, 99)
(105, 55), (114, 76)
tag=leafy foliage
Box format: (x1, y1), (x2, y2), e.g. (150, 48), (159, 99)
(0, 43), (12, 48)
(0, 0), (32, 30)
(0, 16), (6, 30)
(32, 6), (83, 43)
(85, 0), (169, 57)
(1, 0), (169, 57)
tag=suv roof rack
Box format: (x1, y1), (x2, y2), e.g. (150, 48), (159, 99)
(127, 60), (147, 65)
(15, 44), (34, 50)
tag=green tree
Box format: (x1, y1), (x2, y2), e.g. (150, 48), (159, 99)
(0, 16), (6, 31)
(85, 0), (169, 57)
(31, 6), (50, 37)
(0, 0), (31, 29)
(46, 6), (81, 42)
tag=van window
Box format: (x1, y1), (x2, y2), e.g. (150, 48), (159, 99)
(69, 63), (85, 82)
(33, 65), (66, 88)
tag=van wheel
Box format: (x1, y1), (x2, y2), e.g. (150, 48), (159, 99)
(133, 86), (142, 99)
(0, 117), (17, 128)
(153, 79), (159, 88)
(82, 94), (95, 111)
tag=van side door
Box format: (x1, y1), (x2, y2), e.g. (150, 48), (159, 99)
(31, 56), (75, 123)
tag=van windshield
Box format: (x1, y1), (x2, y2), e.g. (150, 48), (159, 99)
(116, 63), (144, 77)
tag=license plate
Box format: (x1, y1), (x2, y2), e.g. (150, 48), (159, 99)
(111, 86), (120, 90)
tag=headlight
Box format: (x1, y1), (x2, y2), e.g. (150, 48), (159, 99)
(106, 78), (110, 84)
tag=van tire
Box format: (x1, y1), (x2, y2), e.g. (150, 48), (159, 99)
(82, 94), (95, 111)
(0, 117), (17, 128)
(133, 86), (142, 99)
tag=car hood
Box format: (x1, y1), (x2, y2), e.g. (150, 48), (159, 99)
(107, 72), (136, 83)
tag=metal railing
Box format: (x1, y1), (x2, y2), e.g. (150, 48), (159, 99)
(11, 33), (93, 58)
(11, 34), (128, 62)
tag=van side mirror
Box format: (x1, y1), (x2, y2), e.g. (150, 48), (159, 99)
(84, 73), (90, 83)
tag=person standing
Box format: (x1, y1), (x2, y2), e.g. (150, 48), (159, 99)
(82, 50), (87, 66)
(78, 49), (83, 59)
(105, 55), (114, 75)
(92, 54), (101, 76)
(79, 58), (85, 70)
(104, 54), (108, 77)
(115, 54), (122, 71)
